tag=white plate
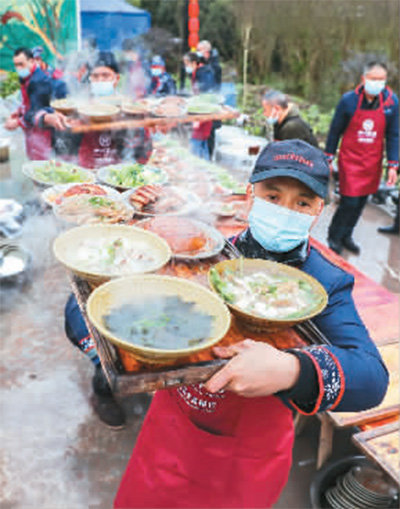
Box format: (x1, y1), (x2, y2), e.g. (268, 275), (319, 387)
(122, 185), (201, 217)
(136, 217), (225, 260)
(97, 163), (168, 191)
(54, 194), (135, 226)
(23, 160), (95, 187)
(41, 183), (120, 207)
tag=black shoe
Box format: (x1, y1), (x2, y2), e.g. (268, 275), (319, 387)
(90, 393), (126, 430)
(377, 224), (399, 235)
(342, 237), (360, 254)
(92, 364), (112, 397)
(328, 238), (343, 255)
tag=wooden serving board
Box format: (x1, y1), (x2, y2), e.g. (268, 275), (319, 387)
(70, 240), (325, 396)
(328, 343), (400, 428)
(352, 421), (400, 484)
(69, 107), (239, 133)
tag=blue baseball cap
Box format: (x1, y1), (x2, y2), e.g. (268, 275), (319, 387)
(151, 55), (165, 67)
(250, 139), (330, 198)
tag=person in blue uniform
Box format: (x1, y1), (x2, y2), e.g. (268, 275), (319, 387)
(114, 139), (388, 509)
(325, 61), (399, 254)
(4, 47), (67, 160)
(149, 55), (176, 97)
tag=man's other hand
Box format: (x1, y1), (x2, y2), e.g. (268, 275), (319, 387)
(387, 168), (398, 187)
(4, 116), (19, 130)
(44, 112), (68, 131)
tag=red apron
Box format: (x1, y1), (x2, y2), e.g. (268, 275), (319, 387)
(20, 71), (52, 161)
(114, 386), (294, 508)
(338, 90), (387, 197)
(78, 131), (121, 169)
(25, 126), (52, 160)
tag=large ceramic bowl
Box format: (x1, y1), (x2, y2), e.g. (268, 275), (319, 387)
(208, 258), (328, 332)
(86, 274), (231, 364)
(53, 224), (171, 285)
(77, 103), (120, 123)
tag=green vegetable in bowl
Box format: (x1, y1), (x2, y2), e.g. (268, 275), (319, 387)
(33, 160), (90, 184)
(105, 164), (165, 188)
(209, 268), (235, 303)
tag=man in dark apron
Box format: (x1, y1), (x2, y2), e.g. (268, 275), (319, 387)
(325, 61), (399, 254)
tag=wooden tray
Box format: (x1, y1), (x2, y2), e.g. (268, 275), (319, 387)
(69, 106), (239, 133)
(328, 343), (400, 427)
(352, 421), (400, 484)
(70, 240), (329, 397)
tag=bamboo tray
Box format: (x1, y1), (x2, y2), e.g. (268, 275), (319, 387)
(352, 421), (400, 484)
(68, 106), (239, 133)
(70, 240), (328, 396)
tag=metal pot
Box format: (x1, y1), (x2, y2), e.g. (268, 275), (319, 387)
(0, 243), (31, 284)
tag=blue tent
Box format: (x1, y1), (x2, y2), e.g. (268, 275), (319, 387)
(80, 0), (151, 50)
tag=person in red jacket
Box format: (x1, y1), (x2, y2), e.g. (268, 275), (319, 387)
(184, 52), (216, 160)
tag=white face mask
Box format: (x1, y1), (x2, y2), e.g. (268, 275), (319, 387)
(90, 81), (115, 97)
(264, 106), (280, 125)
(248, 197), (315, 252)
(364, 79), (386, 96)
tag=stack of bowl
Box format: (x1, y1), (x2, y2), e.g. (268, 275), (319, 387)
(324, 465), (398, 508)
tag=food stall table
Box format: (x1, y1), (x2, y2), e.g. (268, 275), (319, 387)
(352, 419), (400, 485)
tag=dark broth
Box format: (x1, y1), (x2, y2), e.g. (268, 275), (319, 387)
(104, 296), (214, 349)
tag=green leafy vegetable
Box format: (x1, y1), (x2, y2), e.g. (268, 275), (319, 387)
(210, 267), (235, 303)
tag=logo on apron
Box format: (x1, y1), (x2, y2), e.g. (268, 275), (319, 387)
(357, 118), (377, 144)
(99, 134), (112, 147)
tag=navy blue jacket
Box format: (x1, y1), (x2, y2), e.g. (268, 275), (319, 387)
(325, 85), (399, 170)
(18, 67), (54, 129)
(194, 64), (216, 93)
(234, 229), (388, 415)
(150, 73), (176, 97)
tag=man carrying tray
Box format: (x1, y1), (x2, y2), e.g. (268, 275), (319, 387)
(114, 139), (388, 508)
(76, 51), (152, 169)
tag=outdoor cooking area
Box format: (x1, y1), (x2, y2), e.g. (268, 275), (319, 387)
(0, 1), (399, 508)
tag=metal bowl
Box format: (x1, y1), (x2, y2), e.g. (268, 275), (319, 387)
(0, 243), (31, 283)
(86, 274), (231, 364)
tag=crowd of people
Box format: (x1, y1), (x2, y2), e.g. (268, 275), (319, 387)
(2, 37), (399, 509)
(4, 39), (223, 163)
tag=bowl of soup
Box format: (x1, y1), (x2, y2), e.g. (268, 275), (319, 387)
(209, 258), (328, 332)
(86, 275), (231, 363)
(53, 224), (172, 285)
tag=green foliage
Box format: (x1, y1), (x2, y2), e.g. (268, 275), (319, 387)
(0, 72), (19, 98)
